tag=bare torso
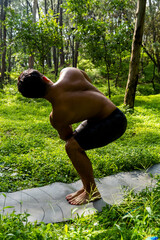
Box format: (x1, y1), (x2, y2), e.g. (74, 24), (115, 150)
(47, 67), (116, 140)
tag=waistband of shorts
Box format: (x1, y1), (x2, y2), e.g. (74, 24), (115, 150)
(87, 108), (125, 125)
(110, 108), (122, 116)
(104, 108), (126, 121)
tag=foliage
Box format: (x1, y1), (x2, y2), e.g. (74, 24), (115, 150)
(1, 0), (159, 96)
(143, 0), (160, 72)
(6, 8), (62, 70)
(65, 0), (134, 68)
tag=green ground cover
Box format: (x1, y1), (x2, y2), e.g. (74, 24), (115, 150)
(0, 79), (160, 239)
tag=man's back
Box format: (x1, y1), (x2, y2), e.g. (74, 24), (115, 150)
(50, 67), (116, 126)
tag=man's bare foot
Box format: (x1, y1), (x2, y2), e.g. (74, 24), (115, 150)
(66, 188), (84, 201)
(66, 188), (101, 205)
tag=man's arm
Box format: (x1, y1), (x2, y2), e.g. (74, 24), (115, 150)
(50, 113), (73, 141)
(80, 70), (92, 83)
(56, 125), (73, 141)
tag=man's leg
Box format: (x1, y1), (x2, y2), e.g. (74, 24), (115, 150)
(65, 137), (101, 205)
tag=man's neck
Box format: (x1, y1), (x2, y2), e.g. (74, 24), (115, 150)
(44, 83), (55, 105)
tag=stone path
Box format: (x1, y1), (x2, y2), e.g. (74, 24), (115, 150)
(0, 164), (160, 223)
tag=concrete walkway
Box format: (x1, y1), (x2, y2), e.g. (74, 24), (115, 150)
(0, 164), (160, 223)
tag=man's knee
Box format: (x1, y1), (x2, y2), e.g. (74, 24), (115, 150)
(65, 137), (83, 153)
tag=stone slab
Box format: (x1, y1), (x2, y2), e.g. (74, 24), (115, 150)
(0, 163), (160, 223)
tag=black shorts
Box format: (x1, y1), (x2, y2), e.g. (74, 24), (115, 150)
(74, 108), (127, 150)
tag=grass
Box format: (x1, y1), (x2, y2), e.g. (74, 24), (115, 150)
(0, 178), (160, 239)
(0, 77), (160, 239)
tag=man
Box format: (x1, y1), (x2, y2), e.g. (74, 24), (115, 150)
(18, 67), (127, 205)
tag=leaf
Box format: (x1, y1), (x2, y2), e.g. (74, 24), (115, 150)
(3, 206), (14, 209)
(64, 224), (68, 233)
(146, 206), (152, 215)
(115, 224), (121, 231)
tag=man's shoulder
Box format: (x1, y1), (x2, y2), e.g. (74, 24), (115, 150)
(60, 67), (79, 73)
(57, 67), (87, 88)
(60, 67), (80, 76)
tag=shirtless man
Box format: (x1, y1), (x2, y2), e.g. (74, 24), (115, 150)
(18, 67), (127, 205)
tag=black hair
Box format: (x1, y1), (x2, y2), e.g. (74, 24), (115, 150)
(17, 69), (47, 98)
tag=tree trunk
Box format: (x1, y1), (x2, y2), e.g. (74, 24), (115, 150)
(148, 0), (160, 75)
(151, 64), (156, 92)
(53, 46), (58, 78)
(74, 41), (79, 68)
(124, 0), (146, 108)
(7, 0), (11, 80)
(106, 64), (111, 99)
(0, 0), (3, 77)
(7, 26), (12, 82)
(1, 0), (8, 88)
(44, 0), (52, 68)
(29, 0), (37, 68)
(50, 0), (53, 10)
(115, 53), (122, 88)
(71, 32), (79, 68)
(44, 0), (47, 14)
(71, 35), (75, 67)
(59, 0), (65, 66)
(26, 0), (29, 15)
(33, 0), (37, 23)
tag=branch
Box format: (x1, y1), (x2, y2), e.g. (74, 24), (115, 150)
(142, 43), (157, 67)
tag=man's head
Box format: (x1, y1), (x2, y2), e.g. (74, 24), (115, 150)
(18, 69), (48, 98)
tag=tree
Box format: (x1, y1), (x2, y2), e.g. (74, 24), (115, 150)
(124, 0), (146, 108)
(7, 7), (62, 73)
(143, 0), (160, 76)
(0, 0), (3, 77)
(1, 0), (153, 85)
(0, 0), (8, 88)
(65, 0), (134, 91)
(28, 0), (38, 68)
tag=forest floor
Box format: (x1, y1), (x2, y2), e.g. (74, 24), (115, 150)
(0, 81), (160, 239)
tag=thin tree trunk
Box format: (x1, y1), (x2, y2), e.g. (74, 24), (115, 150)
(26, 0), (29, 15)
(106, 64), (111, 98)
(124, 0), (146, 108)
(151, 64), (156, 92)
(53, 46), (58, 78)
(44, 0), (52, 68)
(50, 0), (53, 10)
(26, 0), (32, 13)
(33, 0), (37, 23)
(71, 33), (75, 67)
(59, 0), (64, 66)
(1, 0), (8, 87)
(149, 0), (160, 75)
(0, 0), (3, 80)
(52, 0), (60, 77)
(29, 0), (37, 68)
(7, 27), (12, 82)
(115, 53), (122, 87)
(44, 0), (47, 14)
(74, 41), (79, 68)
